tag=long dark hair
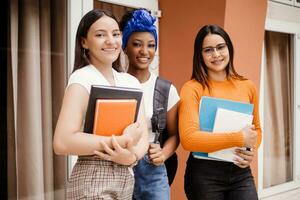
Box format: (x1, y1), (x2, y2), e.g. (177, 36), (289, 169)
(192, 25), (245, 90)
(73, 9), (121, 72)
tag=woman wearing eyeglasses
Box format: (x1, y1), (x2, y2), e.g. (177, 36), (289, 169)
(179, 25), (262, 200)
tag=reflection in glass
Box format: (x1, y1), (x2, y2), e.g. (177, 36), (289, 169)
(263, 31), (294, 188)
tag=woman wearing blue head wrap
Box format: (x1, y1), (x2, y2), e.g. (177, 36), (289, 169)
(120, 9), (180, 200)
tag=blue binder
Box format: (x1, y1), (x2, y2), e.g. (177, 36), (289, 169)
(192, 96), (254, 159)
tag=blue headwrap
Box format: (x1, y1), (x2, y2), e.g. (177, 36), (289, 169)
(122, 9), (157, 50)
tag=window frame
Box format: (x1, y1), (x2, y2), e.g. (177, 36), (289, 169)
(270, 0), (294, 6)
(258, 4), (300, 198)
(270, 0), (300, 8)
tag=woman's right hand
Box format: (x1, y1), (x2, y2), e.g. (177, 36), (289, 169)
(241, 125), (257, 148)
(122, 122), (142, 145)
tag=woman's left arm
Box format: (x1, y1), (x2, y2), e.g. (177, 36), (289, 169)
(130, 105), (149, 160)
(251, 84), (262, 149)
(149, 103), (179, 166)
(234, 82), (262, 168)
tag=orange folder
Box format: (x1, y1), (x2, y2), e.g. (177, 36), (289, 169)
(92, 99), (137, 136)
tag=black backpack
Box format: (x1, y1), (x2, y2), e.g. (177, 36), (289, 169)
(151, 77), (178, 186)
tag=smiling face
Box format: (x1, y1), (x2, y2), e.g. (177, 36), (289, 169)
(81, 15), (122, 67)
(124, 32), (156, 71)
(202, 33), (230, 80)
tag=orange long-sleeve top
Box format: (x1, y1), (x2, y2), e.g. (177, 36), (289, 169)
(179, 78), (262, 152)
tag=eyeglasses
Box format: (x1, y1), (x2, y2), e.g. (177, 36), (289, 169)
(202, 43), (228, 56)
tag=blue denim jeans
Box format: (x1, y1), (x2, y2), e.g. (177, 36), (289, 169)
(133, 154), (170, 200)
(185, 154), (258, 200)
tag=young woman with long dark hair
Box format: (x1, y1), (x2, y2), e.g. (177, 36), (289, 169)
(53, 9), (148, 199)
(179, 25), (262, 200)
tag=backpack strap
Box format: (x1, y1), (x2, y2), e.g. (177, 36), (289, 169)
(151, 77), (171, 145)
(151, 76), (178, 186)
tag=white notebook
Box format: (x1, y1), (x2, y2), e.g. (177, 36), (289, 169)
(209, 108), (253, 162)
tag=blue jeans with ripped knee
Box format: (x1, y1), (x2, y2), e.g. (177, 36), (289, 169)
(133, 154), (170, 200)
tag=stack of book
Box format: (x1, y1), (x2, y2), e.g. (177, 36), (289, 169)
(84, 85), (143, 136)
(193, 96), (254, 162)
